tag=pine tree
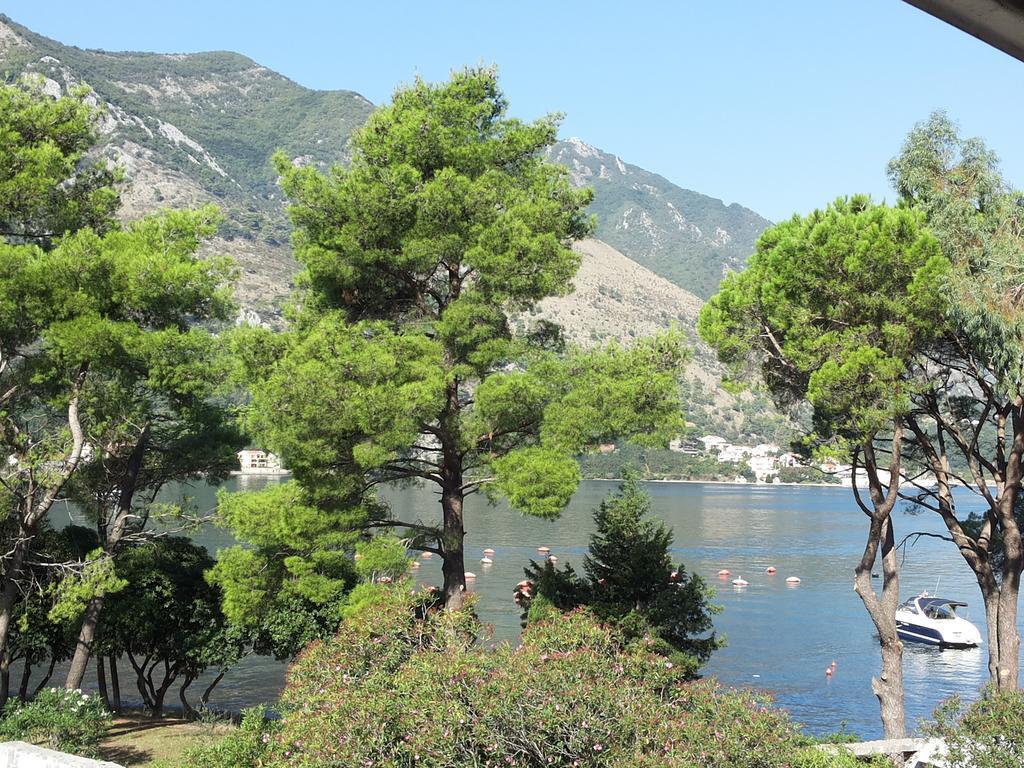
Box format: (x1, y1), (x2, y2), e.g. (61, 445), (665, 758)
(527, 474), (720, 677)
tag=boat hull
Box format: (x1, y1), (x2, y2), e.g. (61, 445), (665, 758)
(896, 621), (980, 648)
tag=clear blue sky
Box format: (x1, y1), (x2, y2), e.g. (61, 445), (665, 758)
(8, 1), (1023, 222)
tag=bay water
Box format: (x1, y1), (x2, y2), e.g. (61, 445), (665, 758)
(52, 476), (1021, 738)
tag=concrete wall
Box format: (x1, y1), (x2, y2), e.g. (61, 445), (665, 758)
(0, 742), (124, 768)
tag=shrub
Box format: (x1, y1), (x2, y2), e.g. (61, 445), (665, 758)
(267, 586), (807, 767)
(167, 707), (280, 768)
(0, 687), (111, 757)
(928, 688), (1024, 768)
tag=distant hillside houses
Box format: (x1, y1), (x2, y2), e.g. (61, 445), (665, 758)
(689, 435), (844, 483)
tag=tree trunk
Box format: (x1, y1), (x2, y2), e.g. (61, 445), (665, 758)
(17, 660), (31, 702)
(65, 595), (105, 691)
(995, 538), (1021, 689)
(993, 404), (1024, 690)
(439, 369), (468, 610)
(200, 669), (226, 708)
(30, 654), (58, 699)
(852, 431), (906, 739)
(441, 485), (467, 609)
(982, 589), (1001, 683)
(179, 676), (197, 719)
(0, 657), (8, 709)
(65, 422), (149, 691)
(109, 656), (121, 712)
(96, 654), (111, 711)
(0, 540), (28, 710)
(855, 514), (906, 739)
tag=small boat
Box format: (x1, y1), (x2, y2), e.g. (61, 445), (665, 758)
(895, 593), (983, 648)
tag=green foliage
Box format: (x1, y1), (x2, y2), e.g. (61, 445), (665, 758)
(167, 707), (281, 768)
(776, 466), (838, 485)
(47, 551), (127, 624)
(0, 688), (110, 757)
(698, 196), (949, 441)
(209, 481), (363, 659)
(268, 588), (801, 767)
(525, 477), (720, 676)
(0, 79), (119, 247)
(928, 689), (1024, 768)
(888, 111), (1024, 389)
(101, 538), (241, 713)
(788, 746), (889, 768)
(354, 536), (410, 582)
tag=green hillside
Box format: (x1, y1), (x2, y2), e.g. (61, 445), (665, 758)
(548, 138), (771, 299)
(0, 14), (372, 244)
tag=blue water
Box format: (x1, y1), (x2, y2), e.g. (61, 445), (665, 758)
(52, 478), (1021, 739)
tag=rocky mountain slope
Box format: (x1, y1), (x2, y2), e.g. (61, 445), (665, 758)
(0, 14), (372, 314)
(0, 16), (790, 441)
(525, 240), (790, 441)
(547, 139), (771, 300)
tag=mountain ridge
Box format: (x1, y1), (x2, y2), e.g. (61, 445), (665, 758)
(0, 16), (791, 442)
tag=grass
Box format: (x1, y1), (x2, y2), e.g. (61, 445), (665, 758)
(96, 712), (234, 767)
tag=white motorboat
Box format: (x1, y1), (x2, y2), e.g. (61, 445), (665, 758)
(895, 593), (983, 648)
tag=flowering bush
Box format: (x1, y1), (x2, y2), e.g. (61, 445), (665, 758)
(266, 586), (829, 767)
(928, 688), (1024, 768)
(0, 687), (111, 756)
(166, 707), (281, 768)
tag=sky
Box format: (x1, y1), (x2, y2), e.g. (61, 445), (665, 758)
(5, 1), (1023, 222)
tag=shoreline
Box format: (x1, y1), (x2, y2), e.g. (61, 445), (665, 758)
(584, 477), (842, 488)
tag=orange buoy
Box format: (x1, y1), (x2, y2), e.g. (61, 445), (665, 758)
(465, 571), (477, 580)
(766, 566), (777, 574)
(421, 552), (433, 559)
(732, 577), (749, 586)
(826, 667), (833, 677)
(547, 555), (558, 563)
(410, 561), (421, 570)
(483, 548), (495, 557)
(831, 659), (837, 669)
(785, 576), (801, 584)
(718, 569), (731, 577)
(537, 546), (551, 554)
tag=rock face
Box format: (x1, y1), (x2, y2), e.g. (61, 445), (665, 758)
(525, 239), (790, 439)
(533, 238), (703, 347)
(0, 14), (373, 319)
(547, 138), (772, 299)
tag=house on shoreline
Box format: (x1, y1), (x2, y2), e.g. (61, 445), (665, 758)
(234, 448), (290, 476)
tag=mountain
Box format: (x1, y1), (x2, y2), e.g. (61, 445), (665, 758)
(525, 239), (792, 442)
(547, 139), (771, 299)
(0, 14), (373, 315)
(0, 17), (791, 442)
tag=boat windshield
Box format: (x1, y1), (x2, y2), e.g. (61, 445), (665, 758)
(923, 604), (956, 620)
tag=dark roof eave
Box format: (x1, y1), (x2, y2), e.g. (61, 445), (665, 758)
(904, 0), (1024, 63)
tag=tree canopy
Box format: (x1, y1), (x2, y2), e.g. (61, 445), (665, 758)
(698, 195), (949, 738)
(221, 67), (686, 617)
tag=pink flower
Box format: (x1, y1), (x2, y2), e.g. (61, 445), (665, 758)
(593, 743), (603, 751)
